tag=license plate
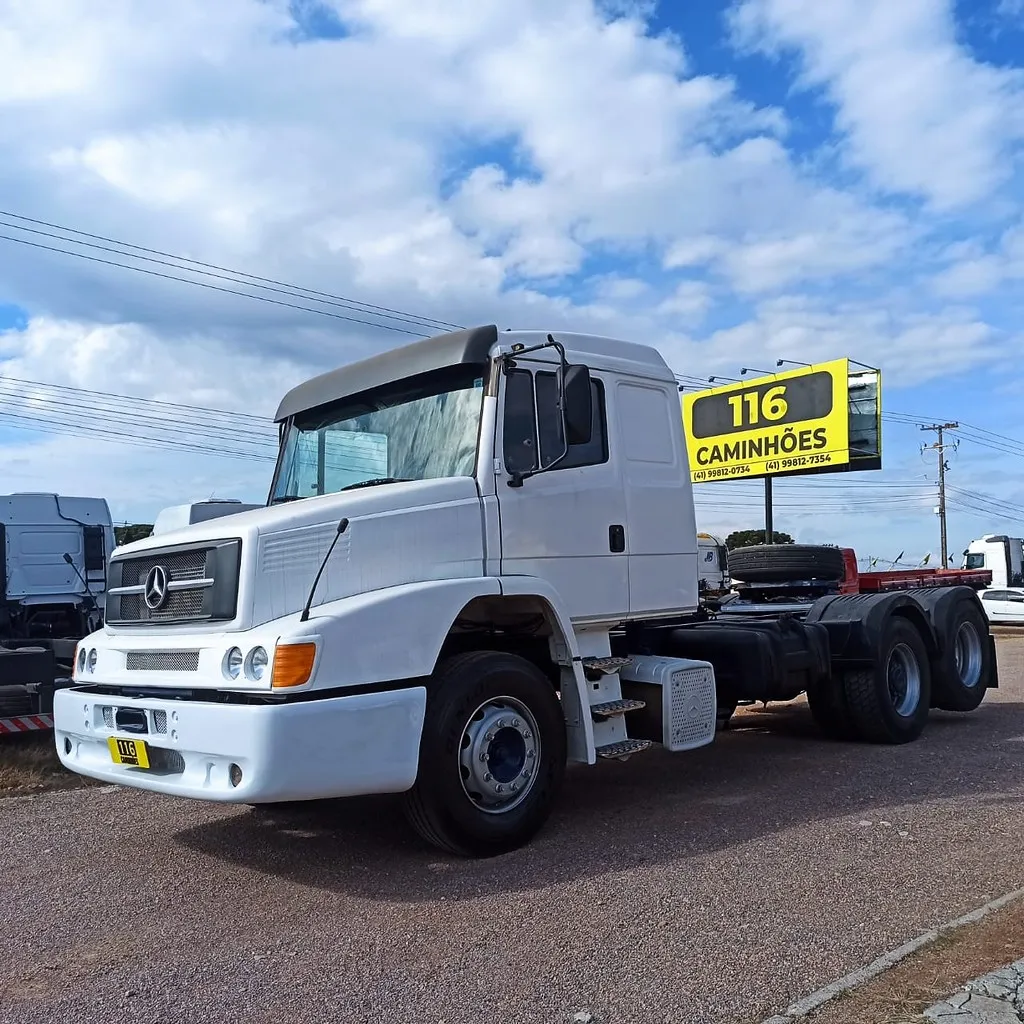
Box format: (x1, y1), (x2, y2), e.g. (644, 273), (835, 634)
(108, 736), (151, 769)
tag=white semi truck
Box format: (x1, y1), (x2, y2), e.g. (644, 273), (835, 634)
(54, 327), (998, 856)
(962, 535), (1024, 589)
(2, 492), (115, 734)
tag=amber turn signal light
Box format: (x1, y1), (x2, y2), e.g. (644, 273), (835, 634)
(271, 642), (317, 688)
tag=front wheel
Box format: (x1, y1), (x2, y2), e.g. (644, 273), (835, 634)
(402, 651), (567, 857)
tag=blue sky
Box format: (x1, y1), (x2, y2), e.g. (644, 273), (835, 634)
(0, 0), (1023, 563)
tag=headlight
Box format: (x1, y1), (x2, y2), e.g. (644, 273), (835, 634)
(77, 647), (87, 673)
(223, 647), (243, 680)
(86, 649), (98, 673)
(245, 646), (269, 681)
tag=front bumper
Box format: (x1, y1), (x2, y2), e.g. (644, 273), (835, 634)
(54, 684), (427, 803)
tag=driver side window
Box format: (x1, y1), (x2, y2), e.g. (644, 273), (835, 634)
(501, 367), (608, 474)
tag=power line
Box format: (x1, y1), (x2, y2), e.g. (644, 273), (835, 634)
(0, 232), (427, 336)
(0, 209), (463, 333)
(0, 373), (269, 424)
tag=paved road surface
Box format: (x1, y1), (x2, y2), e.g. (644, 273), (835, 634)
(5, 638), (1024, 1024)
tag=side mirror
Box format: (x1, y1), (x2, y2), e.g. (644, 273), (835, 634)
(561, 363), (592, 446)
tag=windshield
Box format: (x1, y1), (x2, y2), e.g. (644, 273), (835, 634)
(965, 553), (986, 569)
(271, 365), (486, 502)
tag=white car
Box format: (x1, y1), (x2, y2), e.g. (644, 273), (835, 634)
(979, 587), (1024, 624)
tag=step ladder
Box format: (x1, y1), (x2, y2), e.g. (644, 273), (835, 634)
(580, 655), (652, 761)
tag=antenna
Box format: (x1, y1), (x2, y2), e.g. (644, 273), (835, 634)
(299, 519), (350, 622)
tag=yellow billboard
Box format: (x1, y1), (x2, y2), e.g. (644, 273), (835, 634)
(682, 358), (851, 483)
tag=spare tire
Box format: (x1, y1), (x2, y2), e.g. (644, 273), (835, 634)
(728, 544), (846, 584)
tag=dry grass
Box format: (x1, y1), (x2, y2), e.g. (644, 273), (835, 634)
(989, 625), (1024, 638)
(798, 899), (1024, 1023)
(0, 734), (94, 795)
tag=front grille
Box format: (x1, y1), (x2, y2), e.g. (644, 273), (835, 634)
(106, 539), (240, 626)
(119, 589), (206, 622)
(119, 549), (208, 586)
(126, 651), (200, 672)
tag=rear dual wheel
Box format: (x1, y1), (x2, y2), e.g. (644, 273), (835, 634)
(930, 595), (991, 712)
(839, 617), (932, 744)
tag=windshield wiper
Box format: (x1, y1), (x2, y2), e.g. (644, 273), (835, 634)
(339, 477), (411, 492)
(270, 495), (305, 504)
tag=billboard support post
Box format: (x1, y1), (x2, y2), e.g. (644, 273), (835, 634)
(765, 477), (773, 544)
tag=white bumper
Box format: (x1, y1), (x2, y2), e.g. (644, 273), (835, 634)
(54, 685), (427, 803)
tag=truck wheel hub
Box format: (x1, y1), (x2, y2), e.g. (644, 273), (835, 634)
(459, 697), (540, 814)
(954, 621), (983, 688)
(887, 643), (921, 717)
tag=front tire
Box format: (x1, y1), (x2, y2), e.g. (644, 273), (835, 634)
(402, 651), (567, 857)
(843, 616), (932, 744)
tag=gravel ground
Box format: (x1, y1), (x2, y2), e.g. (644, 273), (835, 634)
(4, 637), (1024, 1024)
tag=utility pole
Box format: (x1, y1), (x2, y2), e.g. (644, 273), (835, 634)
(921, 423), (959, 569)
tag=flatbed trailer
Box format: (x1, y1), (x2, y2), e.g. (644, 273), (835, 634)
(832, 547), (994, 594)
(51, 326), (1000, 857)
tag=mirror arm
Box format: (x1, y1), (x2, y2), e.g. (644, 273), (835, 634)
(500, 334), (572, 488)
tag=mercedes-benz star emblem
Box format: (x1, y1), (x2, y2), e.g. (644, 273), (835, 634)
(144, 565), (170, 611)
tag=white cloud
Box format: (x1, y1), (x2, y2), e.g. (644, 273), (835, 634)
(679, 296), (1003, 386)
(0, 431), (269, 524)
(0, 0), (1019, 558)
(657, 280), (713, 324)
(730, 0), (1024, 209)
(0, 317), (310, 414)
(932, 223), (1024, 297)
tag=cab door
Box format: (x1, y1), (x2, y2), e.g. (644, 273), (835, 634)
(495, 360), (629, 624)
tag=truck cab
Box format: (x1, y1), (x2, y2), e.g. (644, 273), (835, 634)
(1, 492), (114, 731)
(696, 533), (729, 596)
(962, 535), (1024, 589)
(54, 326), (998, 856)
(151, 499), (263, 538)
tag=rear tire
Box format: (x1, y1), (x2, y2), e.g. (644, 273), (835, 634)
(402, 651), (567, 857)
(842, 616), (932, 744)
(806, 676), (860, 741)
(728, 544), (846, 584)
(931, 596), (991, 712)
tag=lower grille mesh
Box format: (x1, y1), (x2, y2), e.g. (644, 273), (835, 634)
(126, 651), (200, 672)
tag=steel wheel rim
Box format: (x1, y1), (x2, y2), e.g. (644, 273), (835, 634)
(458, 696), (540, 815)
(954, 621), (983, 688)
(887, 642), (922, 718)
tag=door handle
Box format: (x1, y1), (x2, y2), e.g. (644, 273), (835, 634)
(609, 525), (625, 553)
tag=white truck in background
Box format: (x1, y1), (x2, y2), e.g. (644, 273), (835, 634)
(697, 532), (729, 597)
(962, 535), (1024, 588)
(1, 493), (114, 733)
(151, 499), (263, 538)
(54, 326), (998, 856)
